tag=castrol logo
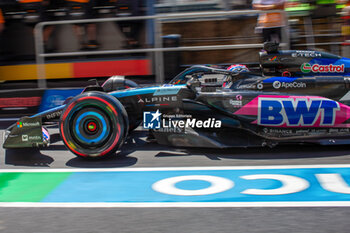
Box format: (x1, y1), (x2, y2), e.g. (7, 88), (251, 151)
(301, 63), (345, 73)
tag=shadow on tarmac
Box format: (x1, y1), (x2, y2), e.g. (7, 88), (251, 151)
(65, 154), (138, 168)
(4, 128), (350, 167)
(5, 148), (54, 167)
(154, 144), (350, 161)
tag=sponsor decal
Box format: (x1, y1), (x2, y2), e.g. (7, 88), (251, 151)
(301, 63), (312, 73)
(162, 114), (192, 118)
(269, 56), (278, 61)
(229, 99), (242, 107)
(292, 51), (321, 58)
(173, 80), (181, 85)
(273, 81), (281, 89)
(143, 110), (162, 129)
(163, 118), (221, 129)
(234, 95), (350, 128)
(22, 135), (28, 141)
(236, 95), (243, 101)
(143, 110), (222, 129)
(138, 96), (177, 106)
(223, 82), (233, 88)
(18, 121), (40, 127)
(155, 127), (183, 133)
(17, 122), (23, 128)
(46, 110), (63, 120)
(261, 127), (350, 137)
(239, 84), (256, 89)
(282, 71), (292, 77)
(301, 63), (345, 73)
(258, 98), (340, 126)
(273, 81), (306, 89)
(28, 135), (41, 141)
(42, 127), (50, 142)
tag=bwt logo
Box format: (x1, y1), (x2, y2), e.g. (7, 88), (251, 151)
(143, 110), (161, 129)
(258, 98), (340, 126)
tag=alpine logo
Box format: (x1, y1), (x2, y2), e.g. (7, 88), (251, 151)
(258, 98), (340, 127)
(301, 63), (345, 73)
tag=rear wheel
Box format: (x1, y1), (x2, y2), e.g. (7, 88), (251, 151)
(59, 92), (128, 159)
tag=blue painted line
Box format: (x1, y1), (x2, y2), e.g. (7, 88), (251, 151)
(153, 86), (182, 96)
(110, 86), (159, 98)
(42, 167), (350, 203)
(263, 77), (298, 83)
(110, 85), (183, 98)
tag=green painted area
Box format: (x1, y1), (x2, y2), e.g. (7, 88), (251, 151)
(0, 172), (71, 202)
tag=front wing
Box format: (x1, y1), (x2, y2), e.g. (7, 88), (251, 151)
(3, 116), (48, 149)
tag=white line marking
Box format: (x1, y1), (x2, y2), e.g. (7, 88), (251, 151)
(1, 202), (350, 208)
(1, 164), (350, 173)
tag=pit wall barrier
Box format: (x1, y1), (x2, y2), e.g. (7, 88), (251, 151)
(0, 88), (83, 119)
(0, 59), (151, 81)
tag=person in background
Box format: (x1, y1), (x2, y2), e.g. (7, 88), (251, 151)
(252, 0), (286, 43)
(114, 0), (144, 49)
(0, 8), (4, 34)
(340, 0), (350, 42)
(0, 8), (4, 57)
(18, 0), (54, 51)
(65, 0), (98, 50)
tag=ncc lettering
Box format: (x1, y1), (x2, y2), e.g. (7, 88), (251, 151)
(258, 98), (340, 126)
(152, 173), (350, 196)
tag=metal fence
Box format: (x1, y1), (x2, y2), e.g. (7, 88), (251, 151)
(34, 9), (289, 88)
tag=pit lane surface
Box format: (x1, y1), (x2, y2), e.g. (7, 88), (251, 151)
(2, 123), (350, 232)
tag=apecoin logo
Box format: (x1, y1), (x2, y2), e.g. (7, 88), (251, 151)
(273, 81), (281, 89)
(273, 81), (306, 89)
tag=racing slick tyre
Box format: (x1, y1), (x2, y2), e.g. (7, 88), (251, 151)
(59, 92), (128, 159)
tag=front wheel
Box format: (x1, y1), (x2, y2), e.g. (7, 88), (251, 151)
(59, 92), (128, 159)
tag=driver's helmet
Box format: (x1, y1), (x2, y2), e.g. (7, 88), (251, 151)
(222, 64), (250, 88)
(227, 64), (249, 73)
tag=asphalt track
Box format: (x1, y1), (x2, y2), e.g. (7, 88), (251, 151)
(2, 122), (350, 232)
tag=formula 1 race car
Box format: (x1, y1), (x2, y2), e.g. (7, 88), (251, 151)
(3, 43), (350, 159)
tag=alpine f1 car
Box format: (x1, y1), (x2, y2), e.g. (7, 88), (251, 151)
(3, 43), (350, 159)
